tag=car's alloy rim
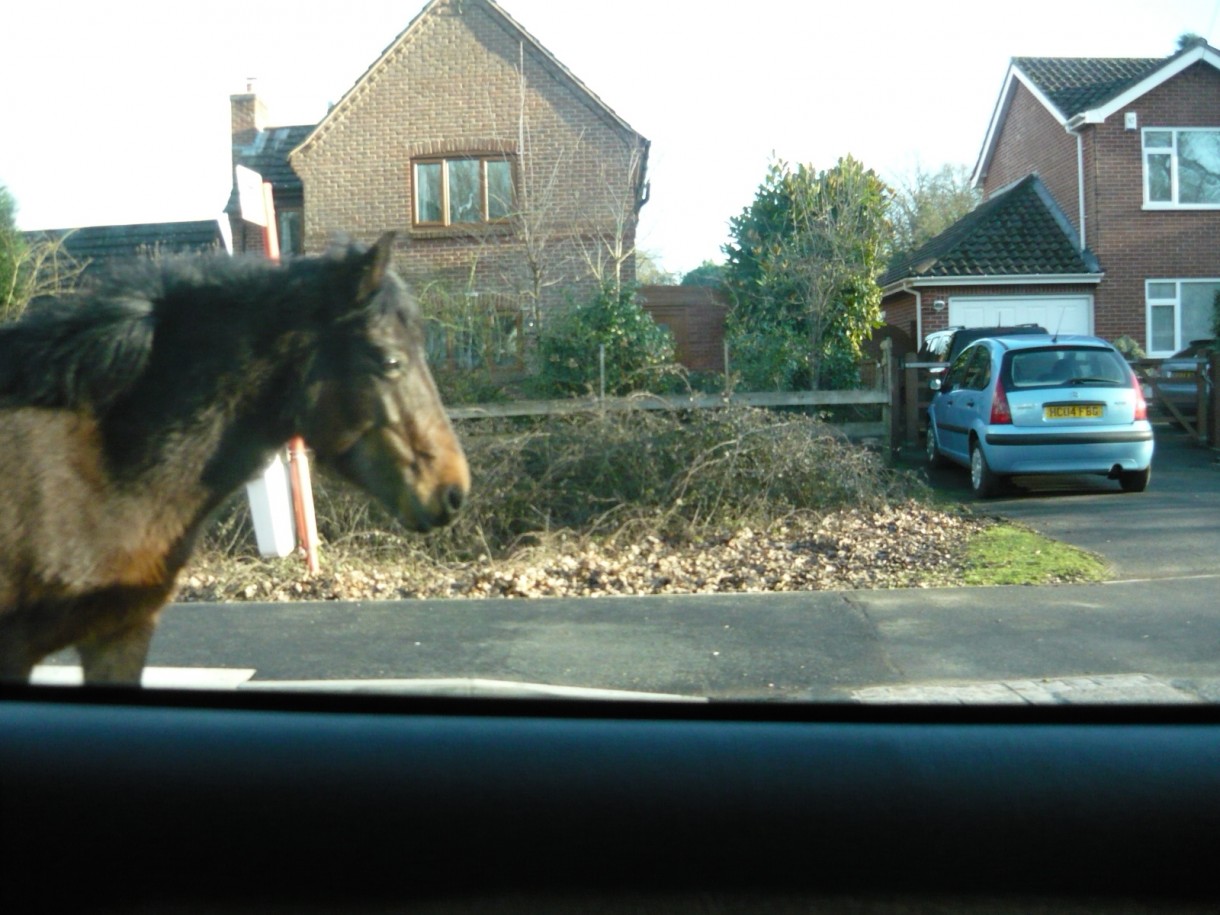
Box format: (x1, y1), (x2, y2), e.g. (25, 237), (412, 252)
(971, 449), (982, 489)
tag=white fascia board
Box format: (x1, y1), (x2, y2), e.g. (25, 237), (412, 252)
(902, 274), (1103, 288)
(1072, 46), (1218, 125)
(974, 64), (1070, 186)
(972, 64), (1018, 187)
(881, 279), (917, 297)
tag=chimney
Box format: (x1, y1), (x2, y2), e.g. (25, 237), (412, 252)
(230, 80), (269, 136)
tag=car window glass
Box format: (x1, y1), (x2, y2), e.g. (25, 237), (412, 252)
(1009, 348), (1128, 387)
(974, 349), (992, 389)
(942, 345), (973, 389)
(959, 346), (990, 390)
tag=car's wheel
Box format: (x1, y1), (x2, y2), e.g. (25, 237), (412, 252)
(969, 439), (1001, 498)
(1119, 465), (1151, 493)
(926, 424), (948, 468)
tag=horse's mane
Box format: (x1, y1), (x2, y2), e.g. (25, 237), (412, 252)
(0, 245), (396, 417)
(0, 255), (286, 414)
(0, 290), (156, 414)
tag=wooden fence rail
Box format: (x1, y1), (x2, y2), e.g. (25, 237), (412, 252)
(448, 348), (1217, 453)
(1130, 356), (1216, 446)
(449, 387), (892, 442)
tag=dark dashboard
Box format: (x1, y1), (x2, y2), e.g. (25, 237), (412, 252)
(2, 685), (1218, 912)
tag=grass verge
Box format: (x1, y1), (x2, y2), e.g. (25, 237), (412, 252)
(960, 523), (1107, 585)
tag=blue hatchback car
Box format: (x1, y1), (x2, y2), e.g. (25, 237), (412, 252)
(926, 334), (1154, 497)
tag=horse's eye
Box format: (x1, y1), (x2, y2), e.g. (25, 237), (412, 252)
(381, 355), (403, 377)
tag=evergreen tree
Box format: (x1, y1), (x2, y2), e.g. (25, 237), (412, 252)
(723, 156), (888, 390)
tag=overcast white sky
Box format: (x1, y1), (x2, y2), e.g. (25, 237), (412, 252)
(1, 0), (1216, 275)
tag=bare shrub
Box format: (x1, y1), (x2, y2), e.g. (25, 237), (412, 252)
(200, 407), (923, 566)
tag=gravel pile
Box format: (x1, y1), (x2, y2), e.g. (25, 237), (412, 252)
(178, 502), (992, 602)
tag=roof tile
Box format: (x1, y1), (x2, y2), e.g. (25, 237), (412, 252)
(1014, 56), (1164, 119)
(25, 220), (228, 262)
(881, 175), (1101, 286)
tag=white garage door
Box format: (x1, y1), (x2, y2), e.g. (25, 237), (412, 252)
(949, 295), (1092, 336)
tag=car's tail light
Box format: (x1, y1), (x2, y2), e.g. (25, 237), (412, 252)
(1130, 370), (1148, 421)
(990, 377), (1012, 424)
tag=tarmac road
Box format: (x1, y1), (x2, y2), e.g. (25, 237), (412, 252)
(32, 422), (1220, 703)
(920, 420), (1220, 581)
(74, 574), (1209, 702)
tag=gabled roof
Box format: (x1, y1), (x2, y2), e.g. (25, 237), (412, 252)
(1012, 56), (1165, 122)
(233, 124), (314, 190)
(880, 174), (1102, 290)
(225, 123), (314, 215)
(291, 0), (645, 160)
(24, 219), (231, 263)
(973, 41), (1220, 185)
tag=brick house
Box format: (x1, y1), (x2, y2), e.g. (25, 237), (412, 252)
(227, 95), (311, 259)
(881, 40), (1219, 358)
(229, 0), (650, 337)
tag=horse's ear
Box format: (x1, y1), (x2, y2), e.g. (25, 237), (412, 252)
(354, 232), (397, 303)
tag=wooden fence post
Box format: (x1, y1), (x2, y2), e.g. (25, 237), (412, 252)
(904, 362), (920, 449)
(879, 338), (894, 453)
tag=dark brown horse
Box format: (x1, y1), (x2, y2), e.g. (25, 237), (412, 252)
(0, 233), (469, 684)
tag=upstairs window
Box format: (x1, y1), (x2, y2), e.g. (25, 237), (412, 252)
(413, 156), (514, 227)
(1143, 128), (1220, 207)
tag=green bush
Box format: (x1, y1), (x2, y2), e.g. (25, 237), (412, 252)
(531, 283), (677, 397)
(1111, 335), (1146, 361)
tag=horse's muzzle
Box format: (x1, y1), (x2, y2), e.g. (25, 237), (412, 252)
(406, 477), (468, 533)
(439, 482), (466, 518)
(330, 429), (469, 534)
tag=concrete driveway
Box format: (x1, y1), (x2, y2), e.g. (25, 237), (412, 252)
(920, 421), (1220, 580)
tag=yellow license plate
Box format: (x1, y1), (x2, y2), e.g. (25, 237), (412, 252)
(1044, 403), (1103, 419)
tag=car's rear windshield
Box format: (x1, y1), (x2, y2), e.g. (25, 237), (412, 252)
(1006, 346), (1130, 389)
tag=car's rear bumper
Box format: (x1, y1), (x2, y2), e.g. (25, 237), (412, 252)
(982, 426), (1154, 474)
(986, 429), (1154, 446)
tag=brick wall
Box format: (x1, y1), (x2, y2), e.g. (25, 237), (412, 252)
(289, 0), (647, 321)
(1086, 62), (1220, 343)
(881, 291), (919, 347)
(983, 81), (1080, 229)
(230, 92), (268, 135)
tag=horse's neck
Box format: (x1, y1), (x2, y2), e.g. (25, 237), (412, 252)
(108, 353), (301, 525)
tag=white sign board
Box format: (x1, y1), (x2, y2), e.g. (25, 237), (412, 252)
(245, 453), (296, 557)
(235, 165), (268, 227)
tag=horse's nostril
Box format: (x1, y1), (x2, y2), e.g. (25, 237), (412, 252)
(442, 484), (466, 516)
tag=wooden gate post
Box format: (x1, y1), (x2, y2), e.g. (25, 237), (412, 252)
(904, 361), (920, 449)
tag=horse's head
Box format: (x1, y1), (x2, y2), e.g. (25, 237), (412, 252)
(300, 233), (469, 532)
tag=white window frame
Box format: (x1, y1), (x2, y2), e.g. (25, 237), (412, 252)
(1145, 278), (1220, 356)
(1142, 127), (1220, 209)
